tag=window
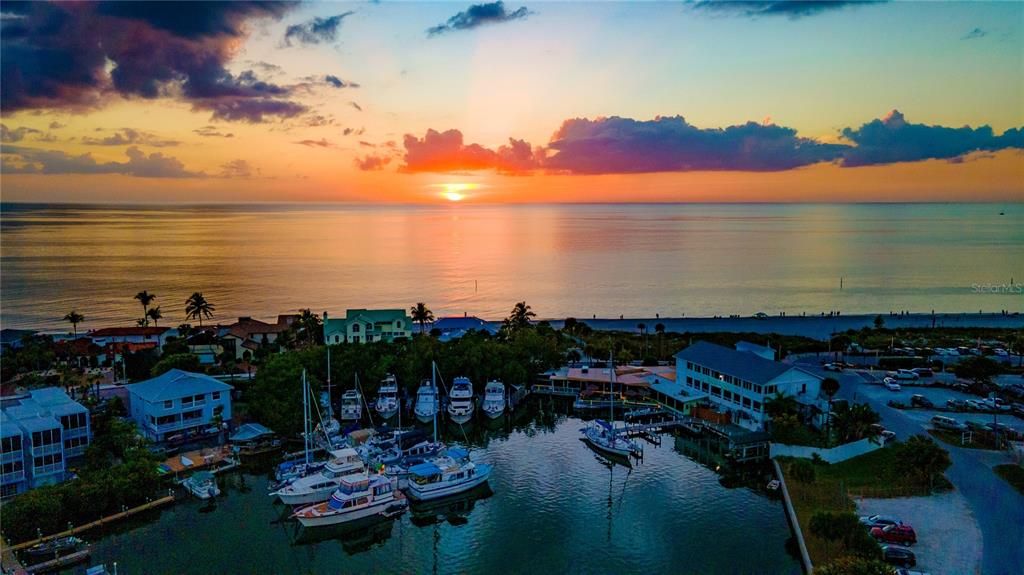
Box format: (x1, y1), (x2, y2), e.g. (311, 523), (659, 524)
(334, 335), (340, 343)
(182, 409), (203, 422)
(60, 413), (87, 430)
(352, 336), (360, 343)
(212, 392), (221, 401)
(1, 436), (21, 454)
(164, 400), (174, 409)
(64, 436), (89, 450)
(396, 320), (403, 328)
(742, 397), (752, 408)
(752, 401), (762, 412)
(753, 384), (762, 394)
(31, 429), (60, 447)
(2, 461), (23, 475)
(801, 383), (807, 394)
(33, 453), (62, 469)
(352, 324), (361, 333)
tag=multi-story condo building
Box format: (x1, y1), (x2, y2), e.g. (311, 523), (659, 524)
(127, 369), (233, 443)
(675, 341), (826, 431)
(323, 309), (412, 344)
(1, 387), (92, 497)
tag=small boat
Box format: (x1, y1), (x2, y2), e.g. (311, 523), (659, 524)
(481, 380), (506, 419)
(582, 419), (641, 460)
(414, 379), (440, 424)
(405, 448), (491, 501)
(340, 389), (363, 422)
(446, 377), (475, 424)
(375, 375), (400, 420)
(183, 471), (221, 499)
(24, 536), (84, 558)
(767, 479), (781, 491)
(272, 448), (366, 505)
(292, 473), (406, 527)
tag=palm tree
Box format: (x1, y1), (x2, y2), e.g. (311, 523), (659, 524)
(410, 303), (435, 334)
(134, 291), (156, 326)
(184, 292), (215, 327)
(146, 306), (163, 327)
(63, 310), (85, 337)
(504, 301), (536, 333)
(296, 308), (322, 346)
(655, 323), (665, 359)
(820, 377), (840, 444)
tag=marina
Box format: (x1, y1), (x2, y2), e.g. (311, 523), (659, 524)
(51, 405), (799, 574)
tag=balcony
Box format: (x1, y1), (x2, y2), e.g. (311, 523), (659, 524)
(2, 470), (26, 484)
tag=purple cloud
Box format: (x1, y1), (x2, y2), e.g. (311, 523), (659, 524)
(1, 145), (202, 177)
(428, 2), (531, 37)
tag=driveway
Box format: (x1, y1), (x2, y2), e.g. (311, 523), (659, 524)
(837, 373), (1024, 575)
(856, 492), (981, 575)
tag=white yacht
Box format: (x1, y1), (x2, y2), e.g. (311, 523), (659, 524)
(447, 377), (475, 424)
(293, 473), (406, 527)
(272, 448), (366, 505)
(414, 379), (440, 424)
(405, 448), (491, 501)
(340, 389), (362, 422)
(375, 375), (400, 420)
(481, 380), (506, 419)
(183, 471), (220, 499)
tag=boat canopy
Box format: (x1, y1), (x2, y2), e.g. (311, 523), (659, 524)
(328, 447), (360, 459)
(230, 422), (274, 442)
(595, 419), (613, 431)
(409, 461), (442, 477)
(447, 447), (469, 460)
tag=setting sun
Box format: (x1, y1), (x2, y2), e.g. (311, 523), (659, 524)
(436, 183), (478, 202)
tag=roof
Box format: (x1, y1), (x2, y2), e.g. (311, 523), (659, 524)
(104, 341), (158, 354)
(432, 316), (492, 331)
(16, 415), (62, 433)
(328, 309), (409, 325)
(128, 369), (232, 402)
(409, 461), (442, 477)
(675, 341), (793, 385)
(225, 318), (289, 340)
(230, 422), (274, 442)
(90, 327), (169, 337)
(649, 378), (708, 404)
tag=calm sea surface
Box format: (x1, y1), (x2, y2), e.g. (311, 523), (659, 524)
(2, 203), (1021, 330)
(71, 407), (800, 575)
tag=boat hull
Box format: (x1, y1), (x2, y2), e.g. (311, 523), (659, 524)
(482, 406), (505, 419)
(582, 434), (634, 459)
(447, 408), (474, 425)
(277, 486), (337, 506)
(414, 410), (436, 424)
(296, 498), (399, 527)
(406, 471), (490, 502)
(376, 406), (398, 420)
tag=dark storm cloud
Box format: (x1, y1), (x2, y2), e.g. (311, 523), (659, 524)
(1, 1), (305, 122)
(544, 116), (846, 173)
(689, 1), (884, 19)
(283, 12), (353, 46)
(427, 2), (531, 37)
(838, 110), (1023, 167)
(1, 145), (202, 177)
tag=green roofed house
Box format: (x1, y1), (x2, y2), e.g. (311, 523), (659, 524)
(323, 309), (412, 344)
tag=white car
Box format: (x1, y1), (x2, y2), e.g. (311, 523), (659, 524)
(994, 348), (1009, 357)
(885, 380), (902, 391)
(965, 399), (990, 412)
(895, 369), (920, 381)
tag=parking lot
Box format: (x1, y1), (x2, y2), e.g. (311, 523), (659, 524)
(856, 491), (982, 575)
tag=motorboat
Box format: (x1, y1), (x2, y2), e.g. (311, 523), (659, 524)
(376, 430), (445, 466)
(292, 473), (407, 527)
(24, 536), (84, 558)
(340, 389), (363, 422)
(481, 380), (506, 419)
(375, 375), (400, 420)
(183, 471), (221, 499)
(405, 448), (491, 501)
(446, 377), (475, 424)
(414, 379), (440, 424)
(272, 448), (366, 505)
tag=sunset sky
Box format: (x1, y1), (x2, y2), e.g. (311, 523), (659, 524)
(1, 0), (1022, 203)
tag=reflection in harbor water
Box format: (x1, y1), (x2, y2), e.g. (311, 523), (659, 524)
(76, 402), (799, 574)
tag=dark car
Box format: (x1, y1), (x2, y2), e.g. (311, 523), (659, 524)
(910, 394), (934, 408)
(882, 545), (917, 568)
(871, 524), (917, 545)
(946, 398), (967, 411)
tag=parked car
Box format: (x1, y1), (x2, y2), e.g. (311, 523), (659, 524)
(823, 363), (842, 372)
(965, 399), (991, 412)
(885, 380), (902, 392)
(965, 420), (989, 432)
(910, 394), (934, 408)
(911, 367), (934, 378)
(945, 398), (967, 411)
(895, 369), (920, 381)
(859, 514), (902, 529)
(931, 415), (966, 431)
(881, 545), (917, 568)
(871, 524), (917, 545)
(1012, 403), (1024, 417)
(994, 348), (1009, 357)
(983, 397), (1011, 412)
(985, 422), (1016, 437)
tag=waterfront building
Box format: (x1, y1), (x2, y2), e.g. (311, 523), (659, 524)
(675, 341), (826, 431)
(127, 369), (232, 443)
(89, 326), (172, 352)
(430, 315), (497, 341)
(1, 387), (92, 497)
(220, 317), (292, 360)
(323, 309), (412, 344)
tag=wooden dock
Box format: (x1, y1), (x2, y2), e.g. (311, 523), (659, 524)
(23, 548), (91, 574)
(6, 494), (175, 552)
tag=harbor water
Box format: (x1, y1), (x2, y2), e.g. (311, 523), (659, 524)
(70, 404), (800, 574)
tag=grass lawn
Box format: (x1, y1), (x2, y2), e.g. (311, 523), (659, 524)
(780, 448), (951, 565)
(993, 464), (1024, 494)
(928, 428), (1002, 451)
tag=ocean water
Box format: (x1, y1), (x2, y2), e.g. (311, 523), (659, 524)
(75, 408), (800, 575)
(1, 203), (1021, 330)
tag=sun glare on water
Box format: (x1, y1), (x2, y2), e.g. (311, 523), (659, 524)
(436, 183), (478, 202)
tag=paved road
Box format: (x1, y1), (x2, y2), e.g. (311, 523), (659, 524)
(813, 367), (1024, 575)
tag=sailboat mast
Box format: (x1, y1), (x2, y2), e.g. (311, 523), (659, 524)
(431, 361), (438, 443)
(302, 369), (311, 465)
(326, 347), (332, 420)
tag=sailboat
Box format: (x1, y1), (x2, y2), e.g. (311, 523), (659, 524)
(581, 356), (641, 459)
(275, 370), (328, 487)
